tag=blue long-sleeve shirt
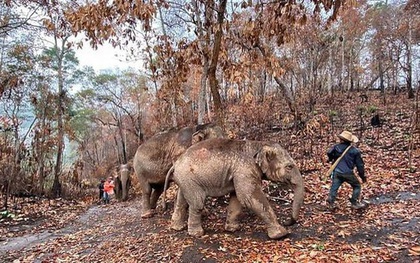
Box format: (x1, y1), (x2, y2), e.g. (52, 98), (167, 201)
(327, 142), (365, 179)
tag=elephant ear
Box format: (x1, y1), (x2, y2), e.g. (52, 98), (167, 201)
(254, 145), (276, 174)
(192, 130), (206, 144)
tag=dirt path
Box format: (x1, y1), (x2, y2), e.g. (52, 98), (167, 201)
(1, 189), (419, 262)
(0, 206), (102, 253)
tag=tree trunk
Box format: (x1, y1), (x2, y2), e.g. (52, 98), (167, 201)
(136, 102), (143, 143)
(340, 33), (345, 91)
(348, 43), (353, 91)
(207, 0), (227, 126)
(52, 37), (68, 198)
(36, 106), (48, 194)
(379, 59), (385, 93)
(406, 19), (414, 99)
(198, 62), (209, 124)
(157, 2), (179, 127)
(52, 96), (64, 197)
(259, 70), (267, 101)
(327, 47), (333, 96)
(192, 0), (210, 124)
(256, 44), (296, 115)
(170, 97), (178, 127)
(117, 117), (127, 164)
(3, 180), (10, 211)
(113, 134), (122, 164)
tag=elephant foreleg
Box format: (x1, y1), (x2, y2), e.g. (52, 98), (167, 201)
(171, 190), (188, 231)
(238, 188), (289, 239)
(225, 193), (242, 232)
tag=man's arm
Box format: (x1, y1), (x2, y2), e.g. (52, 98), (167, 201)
(327, 145), (339, 163)
(355, 151), (366, 182)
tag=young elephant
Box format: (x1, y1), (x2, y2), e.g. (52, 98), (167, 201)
(133, 123), (224, 218)
(165, 138), (304, 239)
(114, 164), (131, 201)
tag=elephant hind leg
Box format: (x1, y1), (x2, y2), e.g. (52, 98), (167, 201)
(140, 181), (154, 218)
(185, 190), (206, 237)
(225, 193), (242, 232)
(188, 207), (205, 237)
(171, 190), (188, 231)
(150, 185), (164, 209)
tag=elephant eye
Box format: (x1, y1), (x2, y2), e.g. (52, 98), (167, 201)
(286, 164), (294, 170)
(266, 152), (275, 161)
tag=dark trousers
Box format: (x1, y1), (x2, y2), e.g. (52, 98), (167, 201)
(99, 189), (104, 200)
(103, 192), (110, 204)
(328, 173), (361, 205)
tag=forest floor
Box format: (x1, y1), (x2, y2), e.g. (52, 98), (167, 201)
(0, 187), (419, 262)
(1, 92), (420, 262)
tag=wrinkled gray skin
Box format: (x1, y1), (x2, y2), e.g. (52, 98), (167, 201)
(114, 164), (131, 201)
(165, 138), (304, 239)
(133, 123), (225, 218)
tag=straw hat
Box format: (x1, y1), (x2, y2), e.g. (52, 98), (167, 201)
(338, 130), (359, 143)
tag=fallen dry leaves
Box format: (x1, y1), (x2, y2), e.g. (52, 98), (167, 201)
(1, 92), (419, 262)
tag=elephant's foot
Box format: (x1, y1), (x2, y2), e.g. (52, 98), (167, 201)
(141, 210), (154, 218)
(267, 225), (290, 239)
(225, 222), (240, 232)
(171, 221), (187, 231)
(188, 227), (204, 237)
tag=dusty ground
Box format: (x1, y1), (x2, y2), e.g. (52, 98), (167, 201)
(0, 183), (419, 262)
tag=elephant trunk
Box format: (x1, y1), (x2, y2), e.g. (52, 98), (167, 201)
(121, 176), (129, 201)
(120, 164), (130, 201)
(114, 177), (122, 200)
(285, 169), (305, 226)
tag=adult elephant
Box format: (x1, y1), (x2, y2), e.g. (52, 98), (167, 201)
(164, 138), (304, 239)
(114, 164), (131, 201)
(133, 123), (225, 218)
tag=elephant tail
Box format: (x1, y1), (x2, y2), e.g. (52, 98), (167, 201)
(162, 165), (175, 211)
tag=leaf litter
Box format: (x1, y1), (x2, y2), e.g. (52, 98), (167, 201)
(0, 93), (419, 262)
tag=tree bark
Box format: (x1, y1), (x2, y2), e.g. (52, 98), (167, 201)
(207, 0), (227, 126)
(36, 106), (47, 194)
(117, 117), (127, 164)
(406, 19), (414, 99)
(378, 59), (385, 93)
(193, 0), (210, 124)
(256, 44), (296, 115)
(52, 36), (69, 198)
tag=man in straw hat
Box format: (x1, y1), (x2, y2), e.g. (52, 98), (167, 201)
(326, 130), (367, 210)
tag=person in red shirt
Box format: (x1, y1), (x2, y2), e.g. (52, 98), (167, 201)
(103, 177), (115, 204)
